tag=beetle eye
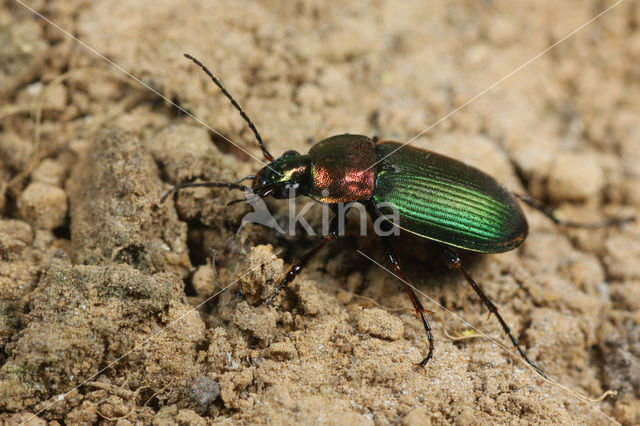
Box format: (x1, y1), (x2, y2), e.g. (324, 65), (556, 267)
(282, 150), (300, 157)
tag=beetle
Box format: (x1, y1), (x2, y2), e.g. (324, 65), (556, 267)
(163, 53), (634, 378)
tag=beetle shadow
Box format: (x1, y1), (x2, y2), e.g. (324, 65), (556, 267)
(356, 230), (486, 310)
(388, 231), (483, 277)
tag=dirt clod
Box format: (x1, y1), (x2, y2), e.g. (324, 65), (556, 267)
(357, 307), (404, 340)
(231, 301), (278, 345)
(0, 262), (205, 411)
(67, 128), (191, 276)
(263, 340), (297, 360)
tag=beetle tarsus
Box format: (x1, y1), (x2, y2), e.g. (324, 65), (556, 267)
(439, 245), (547, 379)
(413, 362), (427, 372)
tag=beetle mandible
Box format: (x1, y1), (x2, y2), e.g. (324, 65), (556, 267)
(163, 53), (635, 378)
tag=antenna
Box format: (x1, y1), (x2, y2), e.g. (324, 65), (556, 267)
(184, 53), (275, 163)
(160, 181), (249, 204)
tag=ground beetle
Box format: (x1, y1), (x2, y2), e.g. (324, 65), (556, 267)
(163, 53), (635, 378)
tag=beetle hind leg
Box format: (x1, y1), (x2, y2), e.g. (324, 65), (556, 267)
(381, 236), (435, 368)
(514, 193), (635, 228)
(438, 245), (547, 378)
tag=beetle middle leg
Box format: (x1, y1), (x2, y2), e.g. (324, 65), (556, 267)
(381, 236), (435, 368)
(438, 245), (547, 378)
(265, 206), (340, 306)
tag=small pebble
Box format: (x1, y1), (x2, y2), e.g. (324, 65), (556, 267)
(604, 233), (640, 281)
(31, 159), (67, 187)
(0, 219), (33, 245)
(546, 152), (603, 201)
(187, 376), (220, 408)
(0, 132), (33, 170)
(192, 263), (216, 297)
(17, 182), (68, 229)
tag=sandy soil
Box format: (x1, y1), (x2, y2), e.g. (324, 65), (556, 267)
(1, 0), (639, 424)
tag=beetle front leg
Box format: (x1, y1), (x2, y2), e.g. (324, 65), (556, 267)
(264, 208), (340, 306)
(438, 245), (547, 378)
(381, 236), (435, 369)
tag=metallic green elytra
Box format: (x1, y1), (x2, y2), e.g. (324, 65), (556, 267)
(373, 142), (528, 253)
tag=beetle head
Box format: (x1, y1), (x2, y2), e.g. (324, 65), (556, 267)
(252, 150), (311, 199)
